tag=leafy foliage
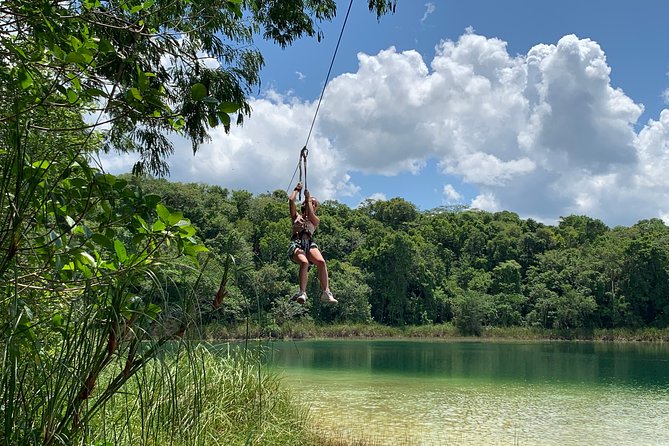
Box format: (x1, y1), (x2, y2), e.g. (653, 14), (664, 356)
(0, 0), (397, 443)
(129, 178), (669, 336)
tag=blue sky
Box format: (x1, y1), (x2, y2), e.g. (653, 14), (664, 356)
(101, 1), (669, 227)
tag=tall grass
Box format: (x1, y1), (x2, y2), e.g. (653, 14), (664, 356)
(90, 343), (312, 446)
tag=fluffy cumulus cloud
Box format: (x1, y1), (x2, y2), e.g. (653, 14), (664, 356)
(98, 92), (355, 202)
(100, 31), (669, 226)
(443, 184), (463, 202)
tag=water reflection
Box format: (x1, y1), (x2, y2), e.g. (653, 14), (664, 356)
(267, 340), (669, 387)
(264, 340), (669, 445)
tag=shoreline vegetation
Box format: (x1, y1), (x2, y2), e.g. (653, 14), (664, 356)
(204, 321), (669, 343)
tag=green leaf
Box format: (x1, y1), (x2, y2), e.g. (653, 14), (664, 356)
(95, 173), (116, 185)
(78, 251), (96, 266)
(31, 160), (50, 169)
(190, 83), (207, 100)
(49, 44), (66, 61)
(133, 214), (149, 232)
(91, 233), (113, 249)
(219, 101), (241, 113)
(184, 243), (209, 256)
(82, 0), (102, 10)
(98, 38), (114, 53)
(52, 313), (64, 328)
(129, 87), (143, 100)
(65, 52), (86, 64)
(66, 89), (78, 103)
(145, 194), (161, 209)
(167, 211), (184, 226)
(114, 240), (128, 263)
(152, 220), (166, 231)
(144, 303), (162, 320)
(76, 261), (93, 279)
(69, 35), (83, 49)
(203, 96), (219, 105)
(85, 87), (107, 98)
(156, 203), (170, 223)
(18, 69), (33, 89)
(207, 113), (218, 127)
(178, 225), (197, 237)
(218, 112), (231, 127)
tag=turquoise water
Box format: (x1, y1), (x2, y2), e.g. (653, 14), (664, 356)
(264, 340), (669, 445)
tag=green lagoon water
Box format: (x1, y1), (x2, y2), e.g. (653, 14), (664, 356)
(264, 340), (669, 445)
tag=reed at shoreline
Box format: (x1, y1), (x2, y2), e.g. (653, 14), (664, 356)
(204, 321), (669, 343)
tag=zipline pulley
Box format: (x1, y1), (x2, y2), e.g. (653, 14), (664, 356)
(297, 146), (308, 201)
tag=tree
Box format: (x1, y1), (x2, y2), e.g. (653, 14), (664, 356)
(556, 215), (609, 248)
(352, 231), (414, 325)
(451, 290), (495, 336)
(313, 260), (372, 324)
(1, 1), (398, 443)
(360, 197), (419, 230)
(619, 219), (669, 326)
(1, 0), (397, 174)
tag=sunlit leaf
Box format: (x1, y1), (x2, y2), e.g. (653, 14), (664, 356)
(78, 251), (96, 266)
(167, 211), (184, 226)
(156, 203), (170, 222)
(184, 243), (209, 257)
(114, 239), (128, 263)
(18, 69), (33, 89)
(129, 87), (143, 100)
(178, 225), (196, 237)
(52, 313), (64, 327)
(66, 89), (78, 103)
(31, 160), (50, 169)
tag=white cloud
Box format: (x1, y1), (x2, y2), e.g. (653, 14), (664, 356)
(421, 3), (436, 23)
(363, 193), (387, 205)
(443, 184), (463, 203)
(98, 92), (356, 202)
(471, 192), (500, 212)
(99, 31), (669, 226)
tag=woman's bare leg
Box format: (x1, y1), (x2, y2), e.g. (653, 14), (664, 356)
(307, 247), (329, 291)
(292, 249), (310, 299)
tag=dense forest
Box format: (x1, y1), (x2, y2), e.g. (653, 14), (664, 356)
(129, 175), (669, 335)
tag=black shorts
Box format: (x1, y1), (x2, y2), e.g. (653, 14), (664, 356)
(287, 239), (319, 262)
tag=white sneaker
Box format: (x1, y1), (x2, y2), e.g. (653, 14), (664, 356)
(320, 289), (337, 304)
(291, 291), (307, 305)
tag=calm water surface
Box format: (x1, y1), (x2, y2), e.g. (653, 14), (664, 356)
(264, 340), (669, 445)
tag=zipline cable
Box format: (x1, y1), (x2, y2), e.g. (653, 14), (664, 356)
(304, 0), (355, 149)
(287, 0), (355, 196)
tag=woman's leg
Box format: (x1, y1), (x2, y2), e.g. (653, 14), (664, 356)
(292, 249), (310, 292)
(307, 247), (329, 291)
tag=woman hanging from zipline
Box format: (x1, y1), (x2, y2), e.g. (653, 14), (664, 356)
(288, 181), (337, 305)
(284, 0), (356, 306)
